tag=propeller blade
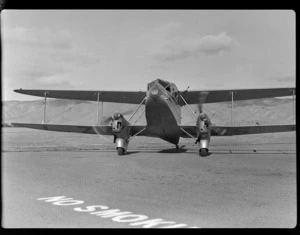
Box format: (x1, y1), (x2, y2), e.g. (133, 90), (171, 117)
(197, 104), (203, 114)
(120, 109), (134, 116)
(197, 91), (209, 114)
(101, 115), (113, 125)
(100, 109), (134, 125)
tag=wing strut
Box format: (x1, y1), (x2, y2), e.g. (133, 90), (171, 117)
(43, 92), (48, 124)
(133, 108), (145, 125)
(231, 91), (234, 126)
(128, 127), (146, 141)
(179, 94), (197, 121)
(180, 127), (197, 141)
(292, 89), (295, 124)
(128, 97), (147, 122)
(96, 92), (103, 125)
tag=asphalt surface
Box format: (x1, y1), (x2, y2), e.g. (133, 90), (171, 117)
(2, 128), (296, 228)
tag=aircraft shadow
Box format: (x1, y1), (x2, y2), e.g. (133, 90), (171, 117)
(158, 148), (188, 154)
(124, 149), (294, 156)
(125, 151), (140, 155)
(210, 150), (295, 155)
(125, 146), (189, 155)
(211, 142), (296, 146)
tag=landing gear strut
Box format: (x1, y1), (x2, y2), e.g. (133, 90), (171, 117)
(175, 144), (179, 149)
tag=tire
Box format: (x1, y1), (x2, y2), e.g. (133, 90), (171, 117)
(117, 147), (125, 156)
(199, 148), (208, 157)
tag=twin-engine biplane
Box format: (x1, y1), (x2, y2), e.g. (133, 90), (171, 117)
(12, 79), (295, 156)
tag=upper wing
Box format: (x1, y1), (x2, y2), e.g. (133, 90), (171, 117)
(11, 122), (148, 136)
(14, 89), (146, 104)
(180, 87), (295, 105)
(180, 124), (295, 137)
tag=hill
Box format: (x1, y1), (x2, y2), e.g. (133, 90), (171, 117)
(2, 97), (295, 126)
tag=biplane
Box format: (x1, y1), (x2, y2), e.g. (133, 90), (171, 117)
(12, 78), (295, 156)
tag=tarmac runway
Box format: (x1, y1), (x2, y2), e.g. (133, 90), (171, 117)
(2, 128), (296, 228)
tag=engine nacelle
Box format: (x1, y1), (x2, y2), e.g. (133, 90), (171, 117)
(110, 113), (132, 154)
(195, 112), (212, 156)
(111, 113), (131, 137)
(112, 119), (123, 133)
(196, 113), (211, 135)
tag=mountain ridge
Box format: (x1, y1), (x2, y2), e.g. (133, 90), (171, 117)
(3, 97), (295, 126)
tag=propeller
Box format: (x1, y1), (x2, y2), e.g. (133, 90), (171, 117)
(197, 103), (203, 114)
(100, 109), (133, 125)
(197, 91), (209, 115)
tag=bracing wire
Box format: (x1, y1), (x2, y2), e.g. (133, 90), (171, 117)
(237, 99), (279, 126)
(209, 92), (232, 121)
(46, 103), (80, 123)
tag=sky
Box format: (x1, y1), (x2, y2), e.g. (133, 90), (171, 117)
(2, 10), (295, 101)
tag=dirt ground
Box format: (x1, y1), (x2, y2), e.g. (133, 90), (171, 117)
(2, 128), (296, 228)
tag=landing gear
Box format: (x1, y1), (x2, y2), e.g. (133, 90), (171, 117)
(117, 147), (125, 156)
(116, 138), (128, 156)
(199, 148), (208, 157)
(175, 144), (179, 149)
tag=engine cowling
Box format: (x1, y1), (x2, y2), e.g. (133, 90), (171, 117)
(196, 112), (211, 156)
(196, 113), (211, 134)
(110, 113), (132, 153)
(111, 113), (130, 134)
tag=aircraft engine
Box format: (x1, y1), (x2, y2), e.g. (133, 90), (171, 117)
(110, 113), (132, 155)
(195, 112), (211, 157)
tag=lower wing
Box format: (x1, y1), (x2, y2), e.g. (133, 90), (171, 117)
(11, 123), (296, 137)
(180, 124), (296, 137)
(11, 123), (147, 136)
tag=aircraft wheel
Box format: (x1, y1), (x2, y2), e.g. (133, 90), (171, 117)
(199, 148), (208, 157)
(117, 147), (125, 156)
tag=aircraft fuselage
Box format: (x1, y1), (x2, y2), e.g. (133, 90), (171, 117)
(144, 79), (182, 145)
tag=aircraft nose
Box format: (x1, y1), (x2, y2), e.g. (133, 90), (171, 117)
(148, 84), (161, 101)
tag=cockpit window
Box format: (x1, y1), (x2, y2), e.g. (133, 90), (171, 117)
(147, 79), (179, 99)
